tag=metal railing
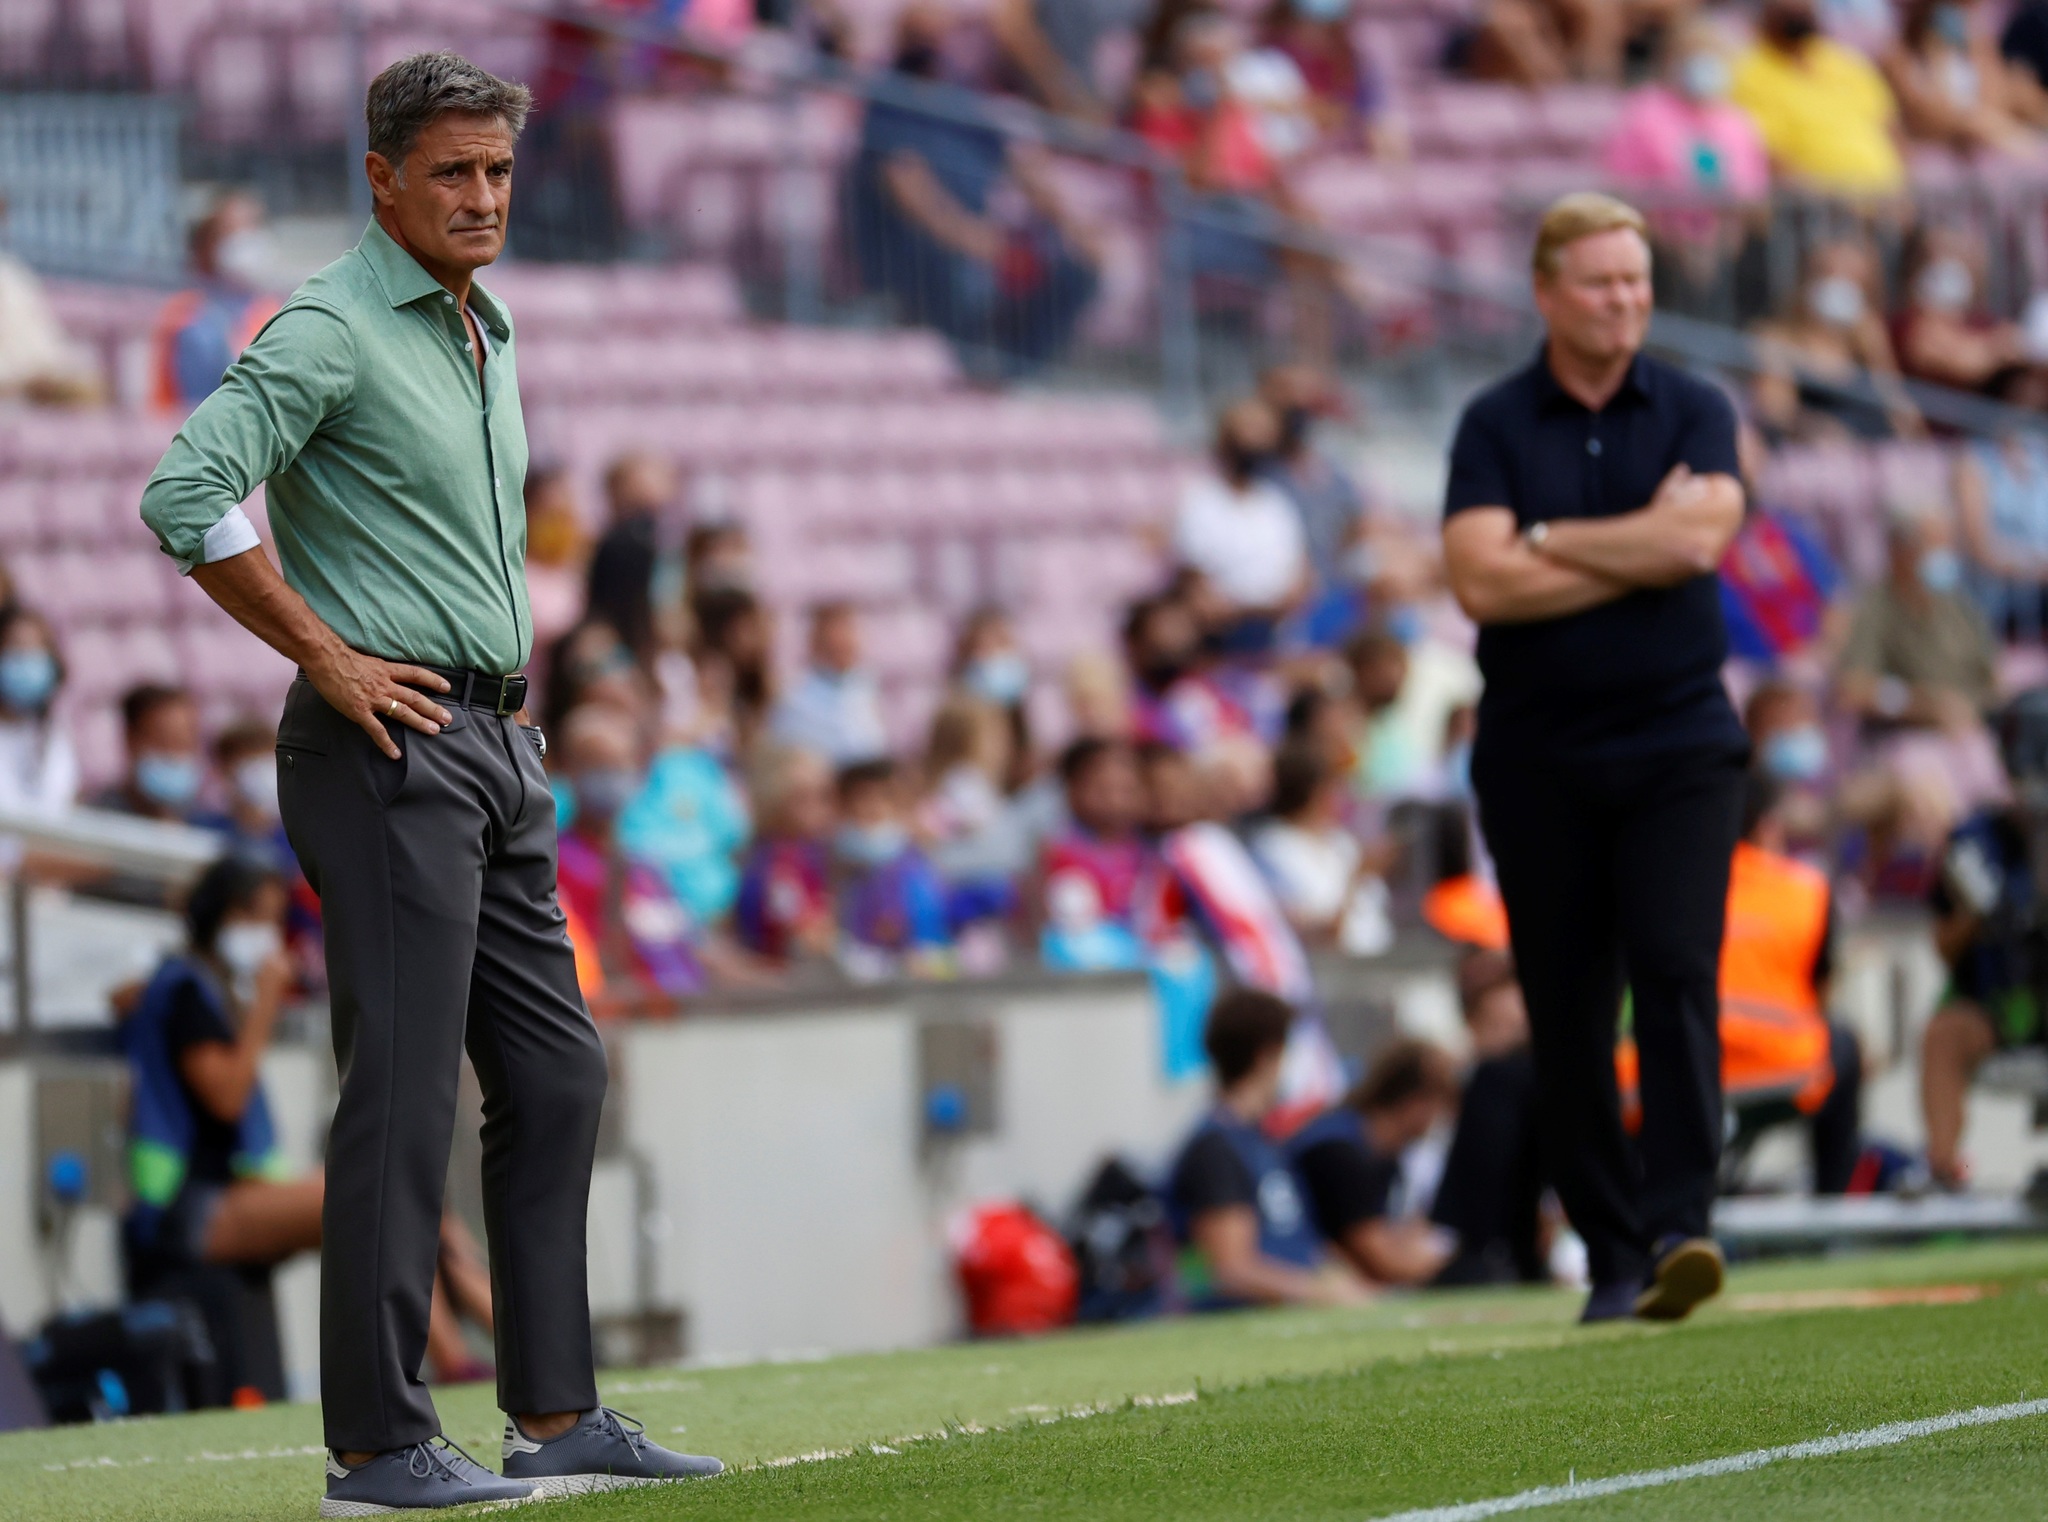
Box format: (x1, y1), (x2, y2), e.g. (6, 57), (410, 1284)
(0, 93), (182, 283)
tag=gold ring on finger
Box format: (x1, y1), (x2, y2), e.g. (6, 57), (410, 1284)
(387, 698), (398, 717)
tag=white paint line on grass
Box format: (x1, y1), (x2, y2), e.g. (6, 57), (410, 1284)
(1369, 1397), (2048, 1522)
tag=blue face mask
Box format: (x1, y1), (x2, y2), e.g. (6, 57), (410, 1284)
(1932, 3), (1970, 47)
(134, 752), (202, 809)
(836, 821), (908, 867)
(965, 652), (1030, 707)
(1296, 0), (1350, 19)
(0, 648), (56, 713)
(1919, 546), (1963, 595)
(1761, 725), (1828, 783)
(1385, 604), (1425, 646)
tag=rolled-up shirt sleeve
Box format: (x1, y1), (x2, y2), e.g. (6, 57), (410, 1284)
(140, 302), (356, 573)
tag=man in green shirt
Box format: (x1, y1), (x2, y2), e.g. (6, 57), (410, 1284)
(140, 52), (719, 1513)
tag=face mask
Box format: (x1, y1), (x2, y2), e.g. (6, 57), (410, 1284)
(1181, 67), (1221, 113)
(1677, 52), (1730, 101)
(1808, 274), (1865, 328)
(1298, 0), (1350, 17)
(1385, 604), (1425, 646)
(836, 821), (908, 867)
(1139, 652), (1192, 690)
(216, 920), (281, 981)
(234, 755), (280, 819)
(1919, 546), (1963, 595)
(573, 766), (639, 821)
(1761, 724), (1828, 783)
(1220, 440), (1270, 480)
(135, 752), (202, 809)
(895, 41), (940, 77)
(0, 648), (55, 712)
(1913, 256), (1974, 314)
(965, 651), (1030, 707)
(213, 228), (273, 290)
(1931, 3), (1969, 47)
(1275, 404), (1312, 455)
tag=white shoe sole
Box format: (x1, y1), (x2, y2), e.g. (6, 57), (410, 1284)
(526, 1470), (721, 1498)
(319, 1494), (537, 1516)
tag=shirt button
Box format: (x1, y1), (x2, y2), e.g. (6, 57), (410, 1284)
(443, 293), (454, 304)
(465, 342), (474, 352)
(1587, 437), (1602, 456)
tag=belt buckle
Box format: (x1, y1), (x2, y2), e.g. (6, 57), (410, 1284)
(495, 676), (518, 717)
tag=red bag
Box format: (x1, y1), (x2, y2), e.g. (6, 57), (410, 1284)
(951, 1202), (1079, 1337)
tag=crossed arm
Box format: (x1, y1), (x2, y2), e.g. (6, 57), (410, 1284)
(1440, 465), (1744, 626)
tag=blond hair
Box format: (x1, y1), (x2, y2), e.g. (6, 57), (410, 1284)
(1531, 192), (1649, 278)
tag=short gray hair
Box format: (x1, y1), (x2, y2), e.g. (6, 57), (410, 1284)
(365, 52), (532, 169)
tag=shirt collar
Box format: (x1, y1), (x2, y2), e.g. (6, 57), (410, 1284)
(355, 217), (511, 341)
(1529, 345), (1654, 414)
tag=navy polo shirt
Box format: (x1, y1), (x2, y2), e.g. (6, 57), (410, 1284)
(1444, 348), (1747, 762)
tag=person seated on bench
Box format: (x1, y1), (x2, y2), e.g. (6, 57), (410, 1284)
(1285, 1039), (1461, 1287)
(1617, 771), (1865, 1193)
(1921, 803), (2040, 1189)
(1166, 988), (1371, 1308)
(121, 853), (496, 1384)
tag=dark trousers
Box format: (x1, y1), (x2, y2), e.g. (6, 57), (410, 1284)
(1474, 743), (1745, 1288)
(1431, 1048), (1547, 1286)
(1730, 1022), (1864, 1195)
(278, 679), (608, 1453)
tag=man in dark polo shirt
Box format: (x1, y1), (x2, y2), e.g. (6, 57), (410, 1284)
(1440, 193), (1747, 1324)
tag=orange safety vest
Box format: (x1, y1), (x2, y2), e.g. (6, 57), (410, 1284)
(1619, 841), (1834, 1122)
(563, 897), (606, 1005)
(150, 288), (278, 412)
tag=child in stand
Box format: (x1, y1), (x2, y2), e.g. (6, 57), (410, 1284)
(920, 696), (1029, 971)
(734, 746), (838, 967)
(834, 758), (953, 981)
(1038, 737), (1153, 969)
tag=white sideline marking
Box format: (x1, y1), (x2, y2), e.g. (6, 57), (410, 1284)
(1369, 1398), (2048, 1522)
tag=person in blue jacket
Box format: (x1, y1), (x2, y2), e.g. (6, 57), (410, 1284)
(1165, 988), (1371, 1308)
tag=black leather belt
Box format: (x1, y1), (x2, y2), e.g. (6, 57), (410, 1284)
(415, 665), (528, 716)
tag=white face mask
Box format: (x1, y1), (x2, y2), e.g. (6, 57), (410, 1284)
(213, 228), (273, 290)
(1913, 256), (1974, 314)
(1808, 274), (1866, 328)
(234, 755), (280, 820)
(216, 921), (281, 982)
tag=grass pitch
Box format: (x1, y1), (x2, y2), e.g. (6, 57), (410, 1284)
(7, 1239), (2048, 1521)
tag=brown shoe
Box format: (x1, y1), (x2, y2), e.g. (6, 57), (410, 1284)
(1633, 1236), (1724, 1321)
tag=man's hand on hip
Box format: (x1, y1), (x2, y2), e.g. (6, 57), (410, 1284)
(305, 647), (453, 760)
(189, 545), (452, 760)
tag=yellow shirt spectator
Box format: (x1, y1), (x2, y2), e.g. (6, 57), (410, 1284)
(1731, 36), (1906, 196)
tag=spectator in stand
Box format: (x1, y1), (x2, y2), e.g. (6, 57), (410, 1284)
(1731, 0), (1907, 199)
(1956, 415), (2048, 636)
(1039, 736), (1152, 968)
(1465, 0), (1677, 87)
(1285, 1038), (1460, 1286)
(693, 587), (776, 753)
(921, 695), (1031, 932)
(96, 685), (211, 825)
(834, 759), (954, 980)
(1259, 363), (1366, 638)
(1252, 740), (1391, 952)
(1172, 399), (1309, 654)
(850, 1), (1102, 380)
(1837, 507), (2009, 826)
(555, 704), (767, 1005)
(950, 606), (1036, 794)
(1750, 238), (1923, 442)
(1604, 21), (1770, 203)
(1261, 0), (1401, 156)
(523, 467), (590, 653)
(1719, 423), (1843, 667)
(0, 197), (100, 404)
(586, 452), (678, 659)
(685, 520), (755, 602)
(1347, 622), (1481, 802)
(617, 718), (752, 933)
(151, 191), (279, 411)
(543, 618), (646, 736)
(1882, 0), (2048, 154)
(210, 717), (286, 855)
(992, 0), (1147, 120)
(1167, 988), (1369, 1307)
(1894, 227), (2033, 397)
(736, 746), (838, 967)
(0, 607), (75, 817)
(774, 600), (890, 767)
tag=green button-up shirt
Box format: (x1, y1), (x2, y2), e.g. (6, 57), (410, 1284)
(140, 219), (532, 674)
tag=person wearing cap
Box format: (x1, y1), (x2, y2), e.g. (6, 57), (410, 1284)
(140, 51), (718, 1515)
(1440, 191), (1747, 1324)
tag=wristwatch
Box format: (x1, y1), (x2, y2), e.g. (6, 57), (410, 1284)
(1524, 521), (1552, 551)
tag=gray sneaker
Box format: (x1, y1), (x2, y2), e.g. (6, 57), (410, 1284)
(501, 1407), (724, 1497)
(319, 1438), (536, 1516)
